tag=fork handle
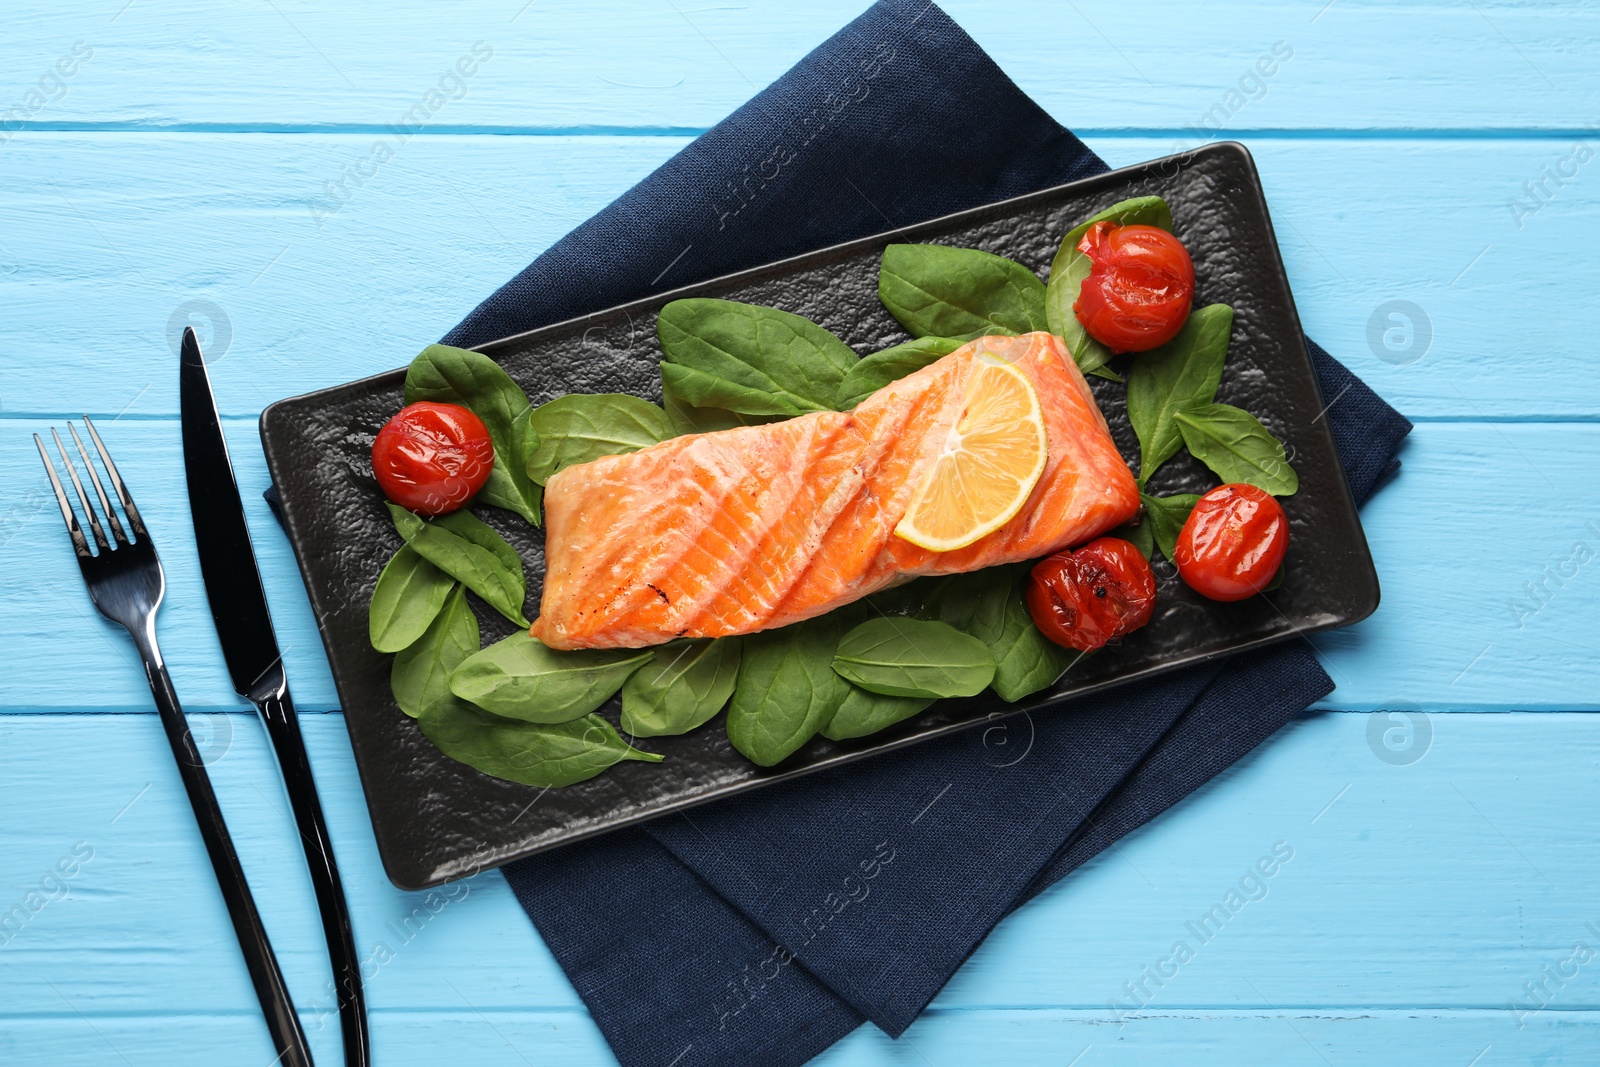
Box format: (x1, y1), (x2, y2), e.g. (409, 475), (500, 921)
(256, 690), (369, 1067)
(133, 624), (315, 1067)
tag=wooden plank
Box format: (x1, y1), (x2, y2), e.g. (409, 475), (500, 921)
(0, 1011), (613, 1067)
(2, 1008), (1595, 1067)
(2, 419), (1596, 712)
(1314, 422), (1600, 710)
(0, 715), (574, 1020)
(1, 712), (1596, 1023)
(1, 1), (1595, 131)
(0, 133), (685, 421)
(0, 134), (1594, 420)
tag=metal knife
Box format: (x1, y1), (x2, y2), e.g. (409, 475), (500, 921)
(180, 326), (370, 1067)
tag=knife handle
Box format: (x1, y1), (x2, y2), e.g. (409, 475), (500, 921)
(256, 691), (371, 1067)
(131, 627), (314, 1067)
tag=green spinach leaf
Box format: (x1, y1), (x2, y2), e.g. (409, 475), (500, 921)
(659, 363), (800, 420)
(1044, 195), (1173, 377)
(525, 393), (672, 484)
(878, 244), (1047, 341)
(725, 616), (850, 766)
(620, 637), (742, 738)
(820, 685), (933, 741)
(1141, 493), (1200, 563)
(831, 617), (995, 698)
(661, 375), (774, 436)
(1174, 404), (1299, 496)
(390, 584), (478, 718)
(387, 503), (530, 627)
(1124, 303), (1233, 485)
(966, 565), (1078, 702)
(418, 704), (661, 788)
(836, 336), (962, 408)
(369, 545), (454, 653)
(657, 298), (856, 417)
(449, 630), (651, 724)
(1111, 515), (1155, 560)
(404, 344), (542, 525)
(913, 571), (993, 631)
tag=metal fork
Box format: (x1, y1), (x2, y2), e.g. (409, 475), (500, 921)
(35, 418), (314, 1067)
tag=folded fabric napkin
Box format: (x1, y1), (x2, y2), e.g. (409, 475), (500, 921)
(333, 1), (1412, 1063)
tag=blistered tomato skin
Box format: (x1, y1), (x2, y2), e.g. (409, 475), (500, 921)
(1026, 537), (1158, 653)
(1072, 221), (1196, 353)
(372, 402), (495, 516)
(1174, 484), (1289, 602)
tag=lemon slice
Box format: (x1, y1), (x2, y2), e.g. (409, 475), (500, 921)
(894, 356), (1048, 552)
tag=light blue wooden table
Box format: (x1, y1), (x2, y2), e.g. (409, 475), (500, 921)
(3, 2), (1597, 1063)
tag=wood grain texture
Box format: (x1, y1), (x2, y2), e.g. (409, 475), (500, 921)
(0, 1), (1595, 131)
(3, 0), (1597, 1062)
(0, 712), (1595, 1060)
(4, 1010), (1596, 1067)
(2, 135), (1595, 419)
(0, 134), (685, 419)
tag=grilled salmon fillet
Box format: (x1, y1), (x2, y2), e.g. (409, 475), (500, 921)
(531, 332), (1138, 650)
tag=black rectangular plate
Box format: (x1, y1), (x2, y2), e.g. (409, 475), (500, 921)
(261, 143), (1378, 890)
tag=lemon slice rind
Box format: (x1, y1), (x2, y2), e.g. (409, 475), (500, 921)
(893, 359), (1047, 553)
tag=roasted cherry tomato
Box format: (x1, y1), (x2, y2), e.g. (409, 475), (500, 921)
(372, 401), (495, 516)
(1073, 221), (1195, 353)
(1173, 483), (1289, 602)
(1026, 536), (1157, 652)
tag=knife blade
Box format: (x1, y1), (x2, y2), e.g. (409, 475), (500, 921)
(180, 326), (371, 1067)
(180, 331), (287, 702)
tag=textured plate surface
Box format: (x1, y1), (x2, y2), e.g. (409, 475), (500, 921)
(261, 143), (1377, 889)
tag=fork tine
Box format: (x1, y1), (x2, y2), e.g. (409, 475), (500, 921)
(52, 427), (109, 552)
(34, 433), (93, 559)
(81, 415), (147, 539)
(68, 422), (129, 545)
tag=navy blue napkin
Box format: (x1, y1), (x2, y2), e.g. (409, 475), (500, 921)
(428, 2), (1408, 1063)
